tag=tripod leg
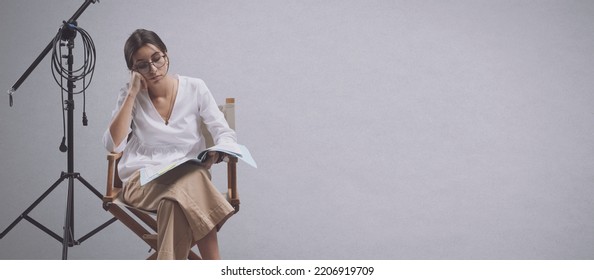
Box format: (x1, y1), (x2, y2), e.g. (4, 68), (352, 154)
(76, 174), (102, 199)
(73, 174), (119, 244)
(62, 176), (76, 260)
(1, 173), (68, 239)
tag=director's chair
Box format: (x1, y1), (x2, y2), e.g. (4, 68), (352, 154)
(102, 98), (240, 259)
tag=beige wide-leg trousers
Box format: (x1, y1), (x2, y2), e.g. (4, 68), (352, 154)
(122, 162), (235, 259)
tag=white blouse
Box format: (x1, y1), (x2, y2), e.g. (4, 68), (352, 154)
(102, 75), (237, 184)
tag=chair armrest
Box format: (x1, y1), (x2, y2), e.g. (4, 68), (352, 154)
(106, 152), (123, 199)
(107, 152), (123, 161)
(227, 156), (240, 213)
(102, 188), (121, 204)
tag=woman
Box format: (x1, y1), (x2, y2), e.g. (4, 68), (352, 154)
(102, 29), (236, 260)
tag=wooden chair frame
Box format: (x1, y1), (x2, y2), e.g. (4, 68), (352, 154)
(102, 98), (239, 259)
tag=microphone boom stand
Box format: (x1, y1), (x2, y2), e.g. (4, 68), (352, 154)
(0, 0), (117, 260)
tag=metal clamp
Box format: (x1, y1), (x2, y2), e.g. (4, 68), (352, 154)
(7, 88), (15, 107)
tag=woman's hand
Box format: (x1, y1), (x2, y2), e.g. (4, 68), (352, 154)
(108, 71), (145, 148)
(200, 151), (227, 169)
(128, 71), (147, 98)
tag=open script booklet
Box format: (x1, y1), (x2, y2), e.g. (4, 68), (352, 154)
(139, 143), (257, 186)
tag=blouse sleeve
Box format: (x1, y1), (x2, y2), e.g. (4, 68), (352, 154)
(102, 85), (133, 153)
(197, 79), (237, 145)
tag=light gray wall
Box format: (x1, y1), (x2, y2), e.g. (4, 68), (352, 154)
(1, 0), (593, 259)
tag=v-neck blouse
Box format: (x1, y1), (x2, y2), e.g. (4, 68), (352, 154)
(102, 75), (237, 184)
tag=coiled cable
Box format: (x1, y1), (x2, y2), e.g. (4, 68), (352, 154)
(50, 21), (95, 151)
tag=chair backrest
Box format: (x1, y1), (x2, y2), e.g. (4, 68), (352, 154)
(111, 97), (236, 189)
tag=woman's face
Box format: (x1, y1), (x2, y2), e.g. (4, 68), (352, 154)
(131, 43), (168, 85)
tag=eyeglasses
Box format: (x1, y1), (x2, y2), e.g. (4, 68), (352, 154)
(132, 54), (167, 74)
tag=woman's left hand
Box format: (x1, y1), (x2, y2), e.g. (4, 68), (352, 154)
(200, 151), (227, 169)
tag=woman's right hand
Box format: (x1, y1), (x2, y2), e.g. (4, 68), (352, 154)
(128, 71), (147, 98)
(109, 71), (145, 148)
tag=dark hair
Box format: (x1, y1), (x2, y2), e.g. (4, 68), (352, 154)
(124, 29), (168, 70)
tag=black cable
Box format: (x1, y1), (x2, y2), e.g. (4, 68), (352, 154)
(51, 21), (96, 151)
(59, 52), (67, 153)
(50, 22), (96, 94)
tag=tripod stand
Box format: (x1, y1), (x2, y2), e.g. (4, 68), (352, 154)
(0, 0), (116, 260)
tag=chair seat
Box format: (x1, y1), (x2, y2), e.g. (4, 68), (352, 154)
(109, 191), (232, 216)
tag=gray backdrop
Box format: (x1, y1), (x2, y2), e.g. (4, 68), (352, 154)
(1, 0), (593, 260)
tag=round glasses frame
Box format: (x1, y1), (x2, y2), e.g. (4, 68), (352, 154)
(132, 54), (167, 74)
